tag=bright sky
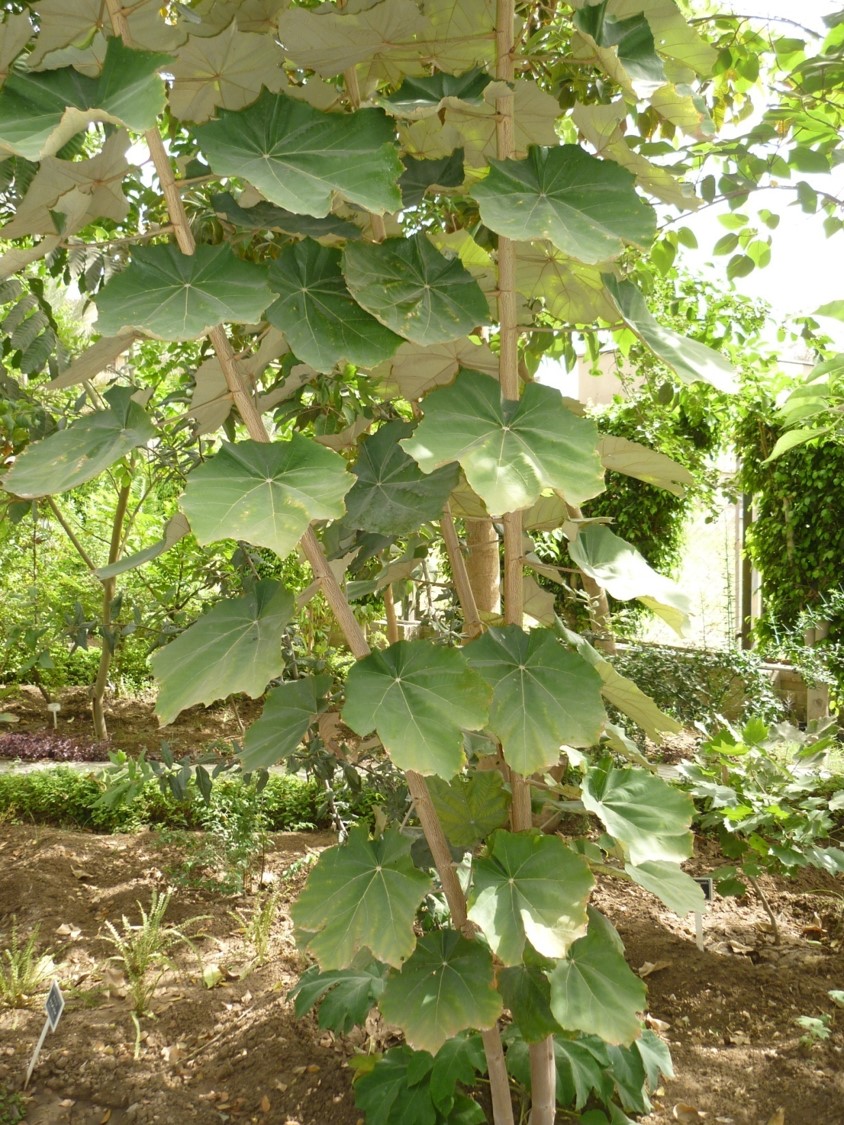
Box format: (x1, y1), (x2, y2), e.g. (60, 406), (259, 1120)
(679, 0), (843, 347)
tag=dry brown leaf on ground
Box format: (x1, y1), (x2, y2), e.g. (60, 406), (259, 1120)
(673, 1105), (705, 1122)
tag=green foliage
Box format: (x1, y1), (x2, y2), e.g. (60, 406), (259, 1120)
(0, 766), (325, 834)
(0, 3), (837, 1120)
(0, 918), (54, 1008)
(159, 777), (269, 895)
(352, 1037), (486, 1125)
(0, 1084), (25, 1125)
(102, 889), (202, 1016)
(610, 644), (786, 727)
(679, 716), (844, 895)
(736, 395), (844, 676)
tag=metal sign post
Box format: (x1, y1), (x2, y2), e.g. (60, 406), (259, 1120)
(24, 980), (64, 1089)
(693, 877), (714, 951)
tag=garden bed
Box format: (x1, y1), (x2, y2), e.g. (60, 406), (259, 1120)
(0, 823), (841, 1125)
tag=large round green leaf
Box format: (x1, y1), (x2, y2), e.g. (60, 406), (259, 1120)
(465, 626), (605, 774)
(95, 243), (272, 341)
(195, 90), (402, 218)
(344, 420), (460, 536)
(468, 831), (594, 964)
(179, 437), (353, 558)
(401, 369), (604, 515)
(426, 770), (510, 849)
(265, 240), (401, 373)
(151, 580), (293, 726)
(549, 913), (646, 1046)
(379, 930), (503, 1054)
(0, 38), (169, 160)
(290, 824), (432, 969)
(497, 963), (562, 1044)
(342, 639), (491, 778)
(239, 675), (330, 772)
(343, 233), (490, 346)
(581, 764), (694, 866)
(1, 386), (155, 498)
(473, 145), (656, 264)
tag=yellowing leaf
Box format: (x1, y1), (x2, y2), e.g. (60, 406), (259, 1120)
(572, 101), (699, 207)
(372, 336), (498, 399)
(0, 12), (33, 81)
(27, 0), (185, 71)
(516, 243), (618, 325)
(168, 21), (288, 123)
(277, 0), (426, 77)
(0, 130), (131, 239)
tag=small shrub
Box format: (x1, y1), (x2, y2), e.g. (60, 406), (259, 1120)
(0, 766), (327, 834)
(230, 884), (282, 965)
(612, 643), (785, 728)
(0, 1084), (25, 1125)
(679, 716), (844, 940)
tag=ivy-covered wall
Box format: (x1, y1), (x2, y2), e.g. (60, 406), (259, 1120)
(737, 399), (844, 647)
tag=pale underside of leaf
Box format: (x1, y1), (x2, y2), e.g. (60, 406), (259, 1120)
(168, 21), (288, 123)
(567, 522), (692, 635)
(603, 276), (736, 393)
(599, 434), (694, 495)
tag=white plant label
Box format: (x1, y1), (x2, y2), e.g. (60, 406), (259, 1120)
(25, 980), (64, 1088)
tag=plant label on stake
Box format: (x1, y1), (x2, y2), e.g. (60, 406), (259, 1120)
(692, 878), (714, 951)
(24, 979), (64, 1088)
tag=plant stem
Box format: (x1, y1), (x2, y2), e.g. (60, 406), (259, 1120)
(46, 498), (98, 572)
(440, 506), (483, 639)
(495, 0), (555, 1117)
(383, 584), (400, 644)
(746, 873), (780, 944)
(92, 482), (130, 740)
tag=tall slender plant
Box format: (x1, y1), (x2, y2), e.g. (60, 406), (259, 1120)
(1, 1), (836, 1120)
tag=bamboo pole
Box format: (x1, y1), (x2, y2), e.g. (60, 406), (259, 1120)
(495, 0), (556, 1119)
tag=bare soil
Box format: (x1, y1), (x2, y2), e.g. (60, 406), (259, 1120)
(0, 693), (842, 1125)
(0, 685), (261, 761)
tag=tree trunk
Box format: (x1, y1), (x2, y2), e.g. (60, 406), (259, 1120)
(465, 518), (500, 616)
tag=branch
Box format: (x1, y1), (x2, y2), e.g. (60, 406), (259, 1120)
(440, 506), (483, 639)
(46, 497), (98, 573)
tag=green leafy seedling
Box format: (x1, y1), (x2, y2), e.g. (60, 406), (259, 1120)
(230, 884), (282, 967)
(0, 918), (54, 1008)
(102, 890), (204, 1019)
